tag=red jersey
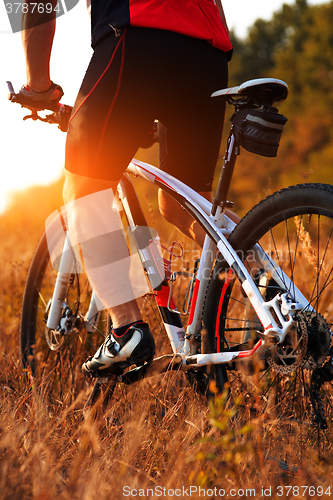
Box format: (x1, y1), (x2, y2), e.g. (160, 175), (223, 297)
(91, 0), (232, 55)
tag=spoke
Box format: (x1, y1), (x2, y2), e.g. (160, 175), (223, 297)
(308, 224), (333, 311)
(317, 215), (321, 312)
(38, 292), (48, 309)
(291, 215), (303, 299)
(269, 227), (287, 290)
(284, 218), (295, 297)
(225, 317), (253, 324)
(308, 273), (333, 309)
(229, 296), (248, 307)
(43, 271), (57, 289)
(84, 317), (107, 337)
(306, 216), (321, 310)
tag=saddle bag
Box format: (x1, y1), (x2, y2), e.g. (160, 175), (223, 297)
(232, 107), (288, 157)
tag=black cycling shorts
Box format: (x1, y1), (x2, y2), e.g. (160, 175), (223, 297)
(65, 27), (228, 192)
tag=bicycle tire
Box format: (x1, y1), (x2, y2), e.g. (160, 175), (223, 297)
(203, 183), (333, 458)
(20, 221), (108, 402)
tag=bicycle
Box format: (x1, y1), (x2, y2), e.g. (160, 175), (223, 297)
(7, 78), (333, 464)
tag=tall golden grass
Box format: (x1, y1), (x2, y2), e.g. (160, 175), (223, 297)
(1, 178), (333, 500)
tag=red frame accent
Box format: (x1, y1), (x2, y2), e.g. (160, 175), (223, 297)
(131, 160), (174, 190)
(237, 339), (262, 358)
(215, 268), (233, 352)
(187, 278), (200, 326)
(155, 283), (177, 309)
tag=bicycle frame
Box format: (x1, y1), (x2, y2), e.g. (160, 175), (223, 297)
(46, 152), (307, 370)
(126, 158), (306, 365)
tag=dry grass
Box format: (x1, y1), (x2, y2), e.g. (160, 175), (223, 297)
(1, 183), (333, 499)
(2, 368), (333, 500)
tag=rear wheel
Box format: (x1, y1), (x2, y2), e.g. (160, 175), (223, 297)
(203, 183), (333, 460)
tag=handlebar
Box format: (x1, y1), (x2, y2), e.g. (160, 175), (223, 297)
(6, 81), (72, 132)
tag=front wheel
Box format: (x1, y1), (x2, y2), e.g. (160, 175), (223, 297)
(20, 219), (108, 402)
(203, 183), (333, 460)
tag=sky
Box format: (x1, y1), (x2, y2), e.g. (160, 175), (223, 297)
(0, 0), (327, 214)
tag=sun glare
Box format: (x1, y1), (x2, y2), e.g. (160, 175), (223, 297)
(0, 106), (66, 213)
(0, 0), (92, 215)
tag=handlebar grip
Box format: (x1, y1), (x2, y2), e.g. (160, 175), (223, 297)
(6, 79), (72, 130)
(6, 81), (15, 101)
(5, 80), (60, 112)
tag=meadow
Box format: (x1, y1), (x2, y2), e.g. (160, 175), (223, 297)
(3, 2), (333, 497)
(1, 173), (333, 500)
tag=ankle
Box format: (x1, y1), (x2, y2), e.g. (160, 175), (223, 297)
(113, 320), (144, 337)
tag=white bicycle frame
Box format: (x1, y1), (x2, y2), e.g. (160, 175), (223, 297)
(46, 156), (308, 370)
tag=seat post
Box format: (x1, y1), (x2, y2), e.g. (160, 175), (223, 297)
(211, 126), (239, 216)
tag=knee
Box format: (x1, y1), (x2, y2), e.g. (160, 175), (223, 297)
(63, 170), (118, 205)
(63, 171), (78, 205)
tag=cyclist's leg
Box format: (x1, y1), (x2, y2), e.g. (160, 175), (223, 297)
(158, 189), (212, 247)
(63, 29), (160, 315)
(63, 31), (166, 375)
(63, 28), (231, 376)
(63, 171), (142, 329)
(63, 172), (156, 377)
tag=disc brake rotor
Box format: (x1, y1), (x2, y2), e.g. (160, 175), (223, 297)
(266, 318), (308, 374)
(302, 311), (331, 369)
(266, 312), (331, 374)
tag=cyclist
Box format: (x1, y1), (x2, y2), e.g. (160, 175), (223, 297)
(20, 0), (233, 378)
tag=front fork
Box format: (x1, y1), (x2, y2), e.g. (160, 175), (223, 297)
(46, 232), (100, 333)
(46, 233), (74, 330)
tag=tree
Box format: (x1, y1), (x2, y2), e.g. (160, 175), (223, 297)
(223, 1), (333, 214)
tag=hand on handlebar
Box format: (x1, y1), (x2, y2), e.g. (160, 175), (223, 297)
(18, 81), (64, 112)
(7, 80), (72, 132)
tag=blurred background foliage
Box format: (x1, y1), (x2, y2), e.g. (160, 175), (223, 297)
(226, 0), (333, 213)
